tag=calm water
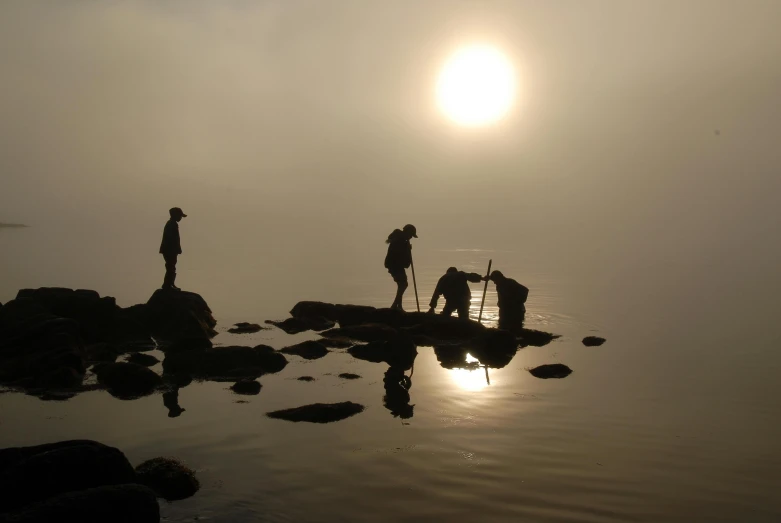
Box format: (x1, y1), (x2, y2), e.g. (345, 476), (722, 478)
(1, 224), (781, 522)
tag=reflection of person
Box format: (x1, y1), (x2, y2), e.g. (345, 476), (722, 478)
(160, 207), (187, 290)
(384, 224), (418, 311)
(163, 388), (185, 418)
(383, 364), (414, 419)
(428, 267), (483, 319)
(486, 270), (528, 330)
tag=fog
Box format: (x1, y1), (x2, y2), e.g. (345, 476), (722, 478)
(1, 1), (780, 314)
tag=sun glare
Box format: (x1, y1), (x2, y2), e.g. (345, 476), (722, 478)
(436, 45), (516, 127)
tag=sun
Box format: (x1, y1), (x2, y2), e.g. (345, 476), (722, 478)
(436, 45), (516, 127)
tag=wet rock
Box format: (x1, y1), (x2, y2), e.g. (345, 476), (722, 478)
(0, 440), (136, 513)
(280, 340), (329, 360)
(0, 484), (160, 523)
(84, 342), (119, 363)
(126, 352), (160, 367)
(231, 379), (262, 395)
(528, 364), (572, 379)
(582, 336), (606, 347)
(144, 289), (217, 342)
(347, 334), (417, 369)
(338, 373), (361, 380)
(228, 322), (266, 334)
(96, 362), (162, 399)
(265, 316), (335, 335)
(322, 323), (400, 343)
(517, 328), (560, 347)
(266, 402), (365, 423)
(162, 345), (287, 380)
(297, 376), (315, 382)
(134, 457), (200, 501)
(35, 367), (84, 389)
(317, 337), (354, 349)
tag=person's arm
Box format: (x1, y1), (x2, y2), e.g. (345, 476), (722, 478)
(465, 272), (483, 283)
(429, 277), (444, 310)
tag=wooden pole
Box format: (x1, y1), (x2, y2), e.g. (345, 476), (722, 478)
(478, 259), (493, 324)
(410, 256), (420, 312)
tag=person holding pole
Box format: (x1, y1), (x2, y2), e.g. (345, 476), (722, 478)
(384, 224), (418, 311)
(428, 267), (484, 319)
(484, 270), (529, 330)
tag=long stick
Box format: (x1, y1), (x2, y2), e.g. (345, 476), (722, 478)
(410, 255), (420, 312)
(478, 259), (493, 324)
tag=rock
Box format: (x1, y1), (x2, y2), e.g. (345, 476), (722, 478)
(317, 337), (354, 349)
(322, 323), (400, 343)
(162, 345), (287, 380)
(0, 484), (160, 523)
(297, 376), (315, 382)
(266, 402), (365, 423)
(126, 352), (160, 367)
(228, 322), (266, 334)
(338, 373), (361, 380)
(289, 301), (340, 322)
(134, 457), (200, 501)
(34, 367), (84, 389)
(96, 362), (162, 399)
(528, 364), (572, 379)
(347, 334), (417, 369)
(265, 316), (335, 335)
(582, 336), (606, 347)
(144, 289), (217, 342)
(84, 343), (119, 363)
(0, 440), (136, 513)
(279, 340), (329, 360)
(230, 379), (262, 395)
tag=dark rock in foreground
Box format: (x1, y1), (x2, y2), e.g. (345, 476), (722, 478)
(134, 457), (200, 501)
(126, 352), (160, 367)
(231, 379), (262, 395)
(338, 373), (361, 380)
(228, 322), (266, 334)
(144, 290), (217, 342)
(528, 364), (572, 379)
(95, 362), (163, 399)
(266, 401), (365, 423)
(280, 340), (330, 360)
(0, 484), (160, 523)
(582, 336), (606, 347)
(162, 344), (287, 380)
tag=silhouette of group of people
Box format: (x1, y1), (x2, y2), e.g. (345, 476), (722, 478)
(384, 223), (529, 329)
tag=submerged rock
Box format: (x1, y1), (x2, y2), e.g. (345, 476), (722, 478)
(297, 376), (315, 382)
(338, 373), (361, 380)
(134, 457), (200, 501)
(230, 379), (262, 395)
(162, 344), (287, 380)
(126, 352), (160, 367)
(228, 322), (265, 334)
(0, 484), (160, 523)
(266, 402), (365, 423)
(582, 336), (606, 347)
(279, 340), (330, 360)
(528, 364), (572, 379)
(95, 362), (162, 399)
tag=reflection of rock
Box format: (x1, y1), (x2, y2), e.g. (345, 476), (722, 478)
(162, 345), (287, 380)
(266, 402), (365, 423)
(338, 373), (361, 380)
(0, 484), (160, 523)
(231, 379), (262, 395)
(434, 329), (519, 370)
(582, 336), (606, 347)
(126, 352), (160, 367)
(265, 316), (335, 335)
(517, 328), (559, 347)
(323, 324), (400, 343)
(0, 440), (137, 514)
(383, 366), (413, 419)
(134, 457), (200, 501)
(228, 322), (265, 334)
(95, 362), (163, 399)
(528, 364), (572, 379)
(347, 334), (417, 369)
(280, 340), (330, 360)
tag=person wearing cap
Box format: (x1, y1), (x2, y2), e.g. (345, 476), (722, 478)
(428, 267), (484, 319)
(159, 207), (187, 290)
(384, 224), (418, 310)
(485, 270), (529, 329)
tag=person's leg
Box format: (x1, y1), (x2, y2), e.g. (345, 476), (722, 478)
(163, 254), (178, 289)
(441, 301), (455, 317)
(391, 269), (408, 309)
(456, 299), (470, 320)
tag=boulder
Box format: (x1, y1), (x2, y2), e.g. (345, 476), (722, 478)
(143, 290), (217, 342)
(230, 379), (262, 395)
(582, 336), (606, 347)
(322, 324), (400, 343)
(126, 352), (160, 367)
(96, 362), (162, 399)
(266, 402), (365, 423)
(134, 457), (199, 501)
(0, 484), (160, 523)
(227, 322), (265, 334)
(528, 364), (572, 379)
(162, 345), (287, 380)
(0, 440), (136, 513)
(279, 340), (329, 360)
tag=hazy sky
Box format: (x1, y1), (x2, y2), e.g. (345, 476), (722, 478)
(1, 1), (780, 279)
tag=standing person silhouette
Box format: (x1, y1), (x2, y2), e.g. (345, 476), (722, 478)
(384, 224), (417, 311)
(160, 207), (187, 290)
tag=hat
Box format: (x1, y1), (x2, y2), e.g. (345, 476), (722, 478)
(169, 207), (187, 218)
(403, 224), (418, 238)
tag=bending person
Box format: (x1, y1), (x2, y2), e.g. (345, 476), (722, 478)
(428, 267), (483, 319)
(486, 270), (529, 330)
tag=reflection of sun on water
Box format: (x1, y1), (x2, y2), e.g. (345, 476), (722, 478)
(436, 45), (516, 127)
(450, 353), (489, 391)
